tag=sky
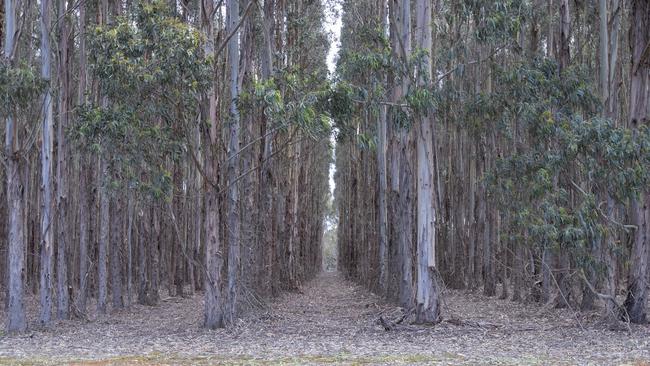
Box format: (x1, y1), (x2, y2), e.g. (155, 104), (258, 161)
(325, 1), (342, 196)
(325, 1), (343, 75)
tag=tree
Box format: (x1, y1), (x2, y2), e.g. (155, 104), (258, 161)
(202, 0), (224, 329)
(76, 0), (90, 315)
(414, 0), (441, 324)
(624, 0), (650, 324)
(376, 0), (389, 296)
(3, 0), (27, 334)
(225, 0), (241, 325)
(38, 0), (54, 326)
(393, 0), (414, 310)
(55, 0), (71, 321)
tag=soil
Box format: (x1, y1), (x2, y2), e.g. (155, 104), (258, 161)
(1, 272), (649, 365)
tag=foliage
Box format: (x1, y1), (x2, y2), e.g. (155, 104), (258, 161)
(72, 0), (211, 200)
(240, 71), (332, 142)
(0, 62), (46, 119)
(486, 60), (650, 269)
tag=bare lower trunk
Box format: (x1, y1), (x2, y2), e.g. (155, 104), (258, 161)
(150, 208), (160, 304)
(377, 105), (389, 295)
(77, 161), (89, 314)
(554, 252), (571, 308)
(126, 192), (134, 306)
(204, 184), (223, 328)
(97, 158), (109, 314)
(541, 248), (551, 302)
(190, 137), (201, 295)
(625, 195), (649, 322)
(604, 197), (619, 318)
(111, 198), (123, 309)
(288, 140), (301, 288)
(5, 85), (27, 332)
(138, 208), (148, 304)
(398, 131), (414, 309)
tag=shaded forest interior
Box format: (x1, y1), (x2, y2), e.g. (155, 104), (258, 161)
(1, 0), (650, 348)
(2, 0), (332, 333)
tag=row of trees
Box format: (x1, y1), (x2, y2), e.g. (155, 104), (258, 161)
(334, 0), (650, 324)
(2, 0), (332, 333)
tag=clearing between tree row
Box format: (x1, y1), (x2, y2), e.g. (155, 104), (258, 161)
(1, 271), (649, 365)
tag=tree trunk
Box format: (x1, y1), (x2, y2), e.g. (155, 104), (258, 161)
(553, 0), (572, 309)
(150, 208), (161, 304)
(4, 0), (26, 331)
(77, 160), (89, 314)
(39, 0), (55, 325)
(5, 136), (26, 332)
(558, 0), (570, 71)
(97, 158), (109, 314)
(389, 0), (414, 310)
(226, 0), (241, 324)
(96, 0), (110, 315)
(608, 0), (621, 120)
(376, 0), (389, 296)
(624, 0), (650, 323)
(414, 0), (441, 324)
(56, 0), (71, 320)
(603, 0), (621, 318)
(138, 208), (148, 304)
(76, 0), (89, 315)
(111, 197), (123, 309)
(546, 0), (554, 57)
(126, 192), (134, 306)
(202, 0), (224, 329)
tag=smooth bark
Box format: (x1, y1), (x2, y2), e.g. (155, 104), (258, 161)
(39, 0), (55, 326)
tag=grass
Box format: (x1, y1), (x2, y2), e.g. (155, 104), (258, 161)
(4, 352), (647, 365)
(0, 352), (457, 365)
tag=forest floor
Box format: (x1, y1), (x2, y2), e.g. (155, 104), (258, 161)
(1, 272), (650, 365)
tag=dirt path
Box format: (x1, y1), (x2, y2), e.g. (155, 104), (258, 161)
(1, 272), (650, 365)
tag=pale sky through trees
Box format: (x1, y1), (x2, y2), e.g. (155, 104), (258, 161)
(325, 0), (342, 196)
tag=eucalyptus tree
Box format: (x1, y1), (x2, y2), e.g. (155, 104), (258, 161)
(392, 0), (414, 310)
(76, 0), (212, 312)
(332, 0), (650, 326)
(5, 0), (649, 335)
(96, 0), (110, 315)
(201, 0), (224, 329)
(259, 0), (276, 296)
(413, 0), (441, 324)
(225, 0), (241, 325)
(624, 0), (650, 324)
(39, 0), (55, 326)
(376, 0), (389, 296)
(1, 0), (330, 334)
(3, 0), (28, 333)
(55, 0), (71, 321)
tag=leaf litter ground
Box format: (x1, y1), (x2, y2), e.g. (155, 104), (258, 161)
(1, 272), (649, 365)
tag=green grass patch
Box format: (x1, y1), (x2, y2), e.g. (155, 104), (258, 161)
(0, 352), (456, 365)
